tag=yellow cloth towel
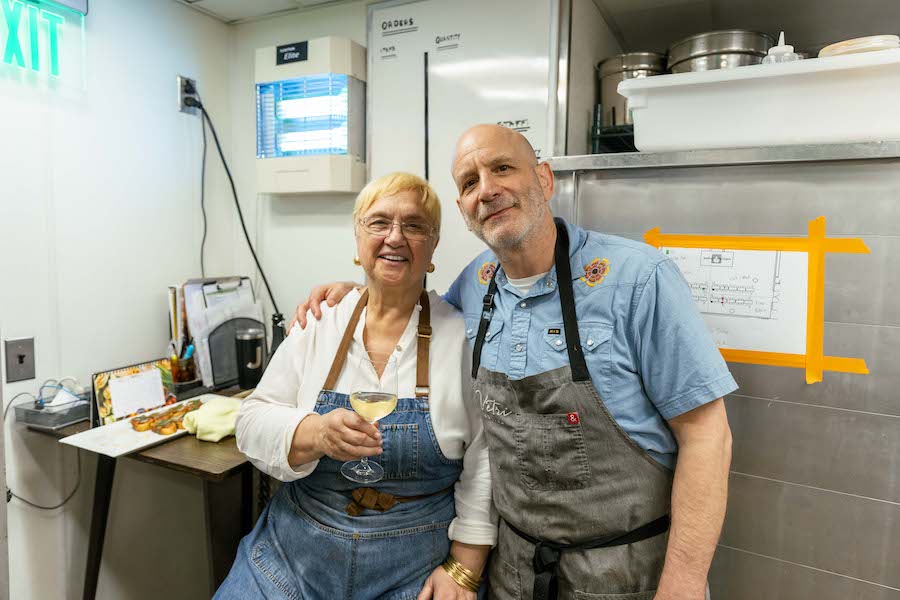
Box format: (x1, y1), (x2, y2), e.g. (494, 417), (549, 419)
(184, 397), (242, 442)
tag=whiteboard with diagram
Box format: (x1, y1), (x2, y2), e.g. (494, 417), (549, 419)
(662, 247), (809, 355)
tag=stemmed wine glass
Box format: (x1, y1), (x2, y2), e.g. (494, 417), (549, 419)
(341, 353), (398, 484)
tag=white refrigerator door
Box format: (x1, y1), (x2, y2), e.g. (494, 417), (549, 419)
(368, 0), (556, 291)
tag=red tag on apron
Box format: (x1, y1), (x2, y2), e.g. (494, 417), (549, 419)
(567, 412), (580, 425)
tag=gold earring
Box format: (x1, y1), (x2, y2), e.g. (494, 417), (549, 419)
(427, 263), (435, 273)
(353, 256), (361, 266)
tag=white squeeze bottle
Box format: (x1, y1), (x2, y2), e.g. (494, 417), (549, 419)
(763, 31), (801, 64)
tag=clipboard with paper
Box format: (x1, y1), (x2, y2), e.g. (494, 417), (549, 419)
(183, 277), (265, 388)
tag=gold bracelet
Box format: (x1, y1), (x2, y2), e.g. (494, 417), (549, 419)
(441, 560), (480, 592)
(441, 555), (482, 592)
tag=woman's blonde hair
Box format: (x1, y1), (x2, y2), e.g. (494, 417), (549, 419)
(352, 172), (441, 236)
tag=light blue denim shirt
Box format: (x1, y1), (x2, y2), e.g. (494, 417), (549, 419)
(444, 219), (738, 469)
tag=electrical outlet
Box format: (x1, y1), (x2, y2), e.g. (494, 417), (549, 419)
(177, 75), (199, 115)
(5, 338), (35, 383)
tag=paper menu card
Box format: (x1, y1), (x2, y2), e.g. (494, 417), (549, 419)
(108, 368), (166, 419)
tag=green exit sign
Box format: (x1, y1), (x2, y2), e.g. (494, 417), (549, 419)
(2, 0), (65, 77)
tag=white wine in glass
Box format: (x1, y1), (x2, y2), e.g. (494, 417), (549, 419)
(341, 353), (398, 484)
(349, 391), (398, 423)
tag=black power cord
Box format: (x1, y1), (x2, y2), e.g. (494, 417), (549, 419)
(200, 109), (208, 277)
(8, 455), (82, 510)
(184, 95), (282, 322)
(4, 391), (82, 510)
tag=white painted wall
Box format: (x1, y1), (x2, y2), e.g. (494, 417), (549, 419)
(1, 1), (610, 597)
(227, 1), (376, 322)
(0, 0), (233, 598)
(227, 0), (621, 308)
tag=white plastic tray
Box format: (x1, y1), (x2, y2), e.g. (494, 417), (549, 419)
(618, 49), (900, 152)
(60, 394), (221, 458)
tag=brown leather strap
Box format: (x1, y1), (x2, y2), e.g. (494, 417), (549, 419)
(322, 288), (369, 391)
(321, 288), (431, 396)
(345, 484), (454, 516)
(416, 290), (431, 398)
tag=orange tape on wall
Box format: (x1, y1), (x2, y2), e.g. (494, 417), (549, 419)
(719, 350), (869, 375)
(646, 218), (870, 383)
(805, 217), (826, 384)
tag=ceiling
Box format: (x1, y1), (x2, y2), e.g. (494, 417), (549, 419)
(176, 0), (347, 23)
(178, 0), (900, 53)
(593, 0), (900, 54)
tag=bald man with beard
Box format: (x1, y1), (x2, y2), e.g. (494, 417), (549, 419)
(292, 124), (736, 600)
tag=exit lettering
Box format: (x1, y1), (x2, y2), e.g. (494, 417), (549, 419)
(2, 0), (64, 77)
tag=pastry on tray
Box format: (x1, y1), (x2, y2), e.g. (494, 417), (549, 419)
(154, 420), (178, 436)
(130, 399), (204, 435)
(131, 416), (152, 432)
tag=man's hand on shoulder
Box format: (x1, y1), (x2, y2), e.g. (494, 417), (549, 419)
(287, 282), (360, 331)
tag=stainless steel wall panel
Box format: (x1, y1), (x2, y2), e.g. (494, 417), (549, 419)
(721, 473), (900, 589)
(574, 161), (900, 237)
(729, 322), (900, 416)
(825, 236), (900, 327)
(710, 546), (900, 600)
(550, 171), (578, 223)
(561, 156), (900, 596)
(547, 143), (900, 172)
(726, 395), (900, 503)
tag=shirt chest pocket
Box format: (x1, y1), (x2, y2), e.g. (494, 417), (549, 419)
(465, 316), (504, 372)
(542, 323), (613, 392)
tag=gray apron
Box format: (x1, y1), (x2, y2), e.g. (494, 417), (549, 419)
(472, 220), (674, 600)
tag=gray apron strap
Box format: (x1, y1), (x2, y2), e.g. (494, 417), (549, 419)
(551, 218), (590, 382)
(472, 219), (589, 381)
(507, 515), (671, 600)
(471, 272), (499, 379)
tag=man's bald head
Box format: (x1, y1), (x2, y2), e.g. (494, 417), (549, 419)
(451, 123), (555, 258)
(452, 124), (538, 173)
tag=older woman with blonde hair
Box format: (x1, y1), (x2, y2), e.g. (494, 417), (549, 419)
(215, 172), (495, 600)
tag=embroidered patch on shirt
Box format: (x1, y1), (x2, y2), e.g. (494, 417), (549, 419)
(548, 327), (561, 335)
(478, 261), (498, 285)
(567, 412), (580, 425)
(581, 258), (610, 287)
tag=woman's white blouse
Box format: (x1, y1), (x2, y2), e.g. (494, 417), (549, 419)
(236, 289), (497, 546)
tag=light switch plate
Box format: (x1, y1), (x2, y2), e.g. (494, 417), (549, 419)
(5, 338), (35, 383)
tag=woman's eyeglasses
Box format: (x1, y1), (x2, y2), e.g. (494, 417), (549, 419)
(359, 217), (435, 241)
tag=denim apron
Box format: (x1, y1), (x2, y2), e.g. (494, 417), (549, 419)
(473, 220), (673, 600)
(216, 290), (463, 600)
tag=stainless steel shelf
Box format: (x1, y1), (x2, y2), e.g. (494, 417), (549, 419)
(546, 141), (900, 172)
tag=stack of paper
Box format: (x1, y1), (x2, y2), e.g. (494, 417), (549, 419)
(167, 285), (186, 356)
(181, 277), (263, 387)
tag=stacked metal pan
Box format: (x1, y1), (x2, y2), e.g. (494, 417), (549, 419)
(667, 30), (774, 73)
(595, 30), (775, 138)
